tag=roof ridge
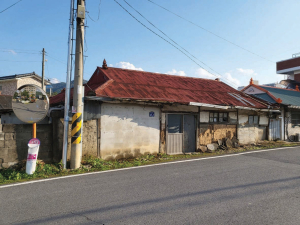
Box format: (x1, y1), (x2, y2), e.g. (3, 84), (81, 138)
(97, 66), (222, 82)
(259, 85), (300, 92)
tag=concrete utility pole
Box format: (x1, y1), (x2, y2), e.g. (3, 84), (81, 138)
(71, 0), (85, 169)
(62, 0), (75, 169)
(42, 48), (45, 90)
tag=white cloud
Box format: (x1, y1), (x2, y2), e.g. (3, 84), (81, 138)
(166, 69), (186, 76)
(223, 72), (240, 86)
(195, 68), (220, 79)
(236, 68), (257, 76)
(49, 78), (60, 84)
(115, 62), (143, 71)
(8, 50), (17, 55)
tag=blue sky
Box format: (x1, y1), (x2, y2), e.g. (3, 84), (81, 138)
(1, 0), (300, 88)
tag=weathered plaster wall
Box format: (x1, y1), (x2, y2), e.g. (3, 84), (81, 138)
(199, 124), (236, 145)
(100, 103), (160, 160)
(52, 116), (97, 162)
(199, 110), (237, 146)
(237, 110), (267, 144)
(0, 80), (18, 96)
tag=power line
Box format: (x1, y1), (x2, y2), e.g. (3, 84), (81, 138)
(0, 0), (22, 14)
(114, 0), (237, 87)
(0, 50), (41, 54)
(86, 0), (102, 22)
(122, 0), (230, 83)
(45, 54), (67, 65)
(146, 0), (274, 64)
(0, 60), (40, 62)
(0, 48), (39, 52)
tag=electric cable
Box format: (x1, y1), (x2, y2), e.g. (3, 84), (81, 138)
(122, 0), (237, 87)
(0, 0), (22, 14)
(114, 0), (237, 88)
(45, 54), (67, 65)
(86, 0), (102, 22)
(146, 0), (274, 64)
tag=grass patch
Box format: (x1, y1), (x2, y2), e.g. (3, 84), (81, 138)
(1, 141), (299, 185)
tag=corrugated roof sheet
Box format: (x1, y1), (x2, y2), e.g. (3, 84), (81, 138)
(253, 93), (277, 103)
(50, 67), (268, 109)
(261, 86), (300, 106)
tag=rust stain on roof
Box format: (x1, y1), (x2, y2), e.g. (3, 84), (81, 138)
(50, 67), (268, 109)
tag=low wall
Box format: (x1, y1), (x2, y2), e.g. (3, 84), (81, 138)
(0, 123), (53, 168)
(0, 114), (98, 168)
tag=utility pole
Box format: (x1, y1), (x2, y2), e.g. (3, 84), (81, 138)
(71, 0), (85, 169)
(42, 48), (45, 90)
(62, 0), (75, 169)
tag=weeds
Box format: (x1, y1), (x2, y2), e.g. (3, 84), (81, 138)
(0, 141), (299, 185)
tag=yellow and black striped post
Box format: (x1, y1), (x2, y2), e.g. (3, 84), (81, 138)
(71, 113), (82, 144)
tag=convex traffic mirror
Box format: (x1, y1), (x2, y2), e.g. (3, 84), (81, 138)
(12, 85), (49, 123)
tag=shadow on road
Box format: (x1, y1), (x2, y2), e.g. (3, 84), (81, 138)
(12, 175), (300, 224)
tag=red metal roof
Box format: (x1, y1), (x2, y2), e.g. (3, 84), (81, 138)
(50, 67), (268, 109)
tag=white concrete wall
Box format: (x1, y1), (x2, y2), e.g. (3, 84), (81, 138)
(18, 77), (45, 91)
(200, 111), (209, 123)
(100, 103), (160, 160)
(237, 110), (268, 144)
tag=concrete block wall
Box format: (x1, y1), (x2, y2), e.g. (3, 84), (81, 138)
(0, 124), (53, 168)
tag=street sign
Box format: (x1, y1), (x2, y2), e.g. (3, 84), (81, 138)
(12, 85), (49, 123)
(149, 111), (155, 117)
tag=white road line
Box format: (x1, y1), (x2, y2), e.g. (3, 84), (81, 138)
(0, 146), (298, 189)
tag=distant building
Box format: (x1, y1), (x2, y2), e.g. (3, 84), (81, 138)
(0, 72), (50, 96)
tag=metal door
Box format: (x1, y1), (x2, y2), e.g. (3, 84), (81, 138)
(167, 114), (183, 154)
(183, 114), (196, 153)
(167, 114), (196, 154)
(269, 119), (281, 140)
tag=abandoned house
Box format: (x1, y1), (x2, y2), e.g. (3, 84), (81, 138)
(46, 60), (278, 160)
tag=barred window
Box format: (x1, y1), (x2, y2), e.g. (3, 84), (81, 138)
(209, 112), (228, 123)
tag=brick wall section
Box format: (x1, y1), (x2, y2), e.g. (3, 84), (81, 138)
(0, 80), (18, 96)
(0, 124), (53, 168)
(0, 77), (45, 97)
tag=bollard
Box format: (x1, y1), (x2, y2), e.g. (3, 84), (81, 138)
(26, 138), (41, 175)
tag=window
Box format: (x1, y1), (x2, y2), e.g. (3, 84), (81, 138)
(209, 112), (228, 123)
(168, 114), (183, 133)
(291, 111), (300, 125)
(249, 116), (259, 125)
(0, 85), (2, 91)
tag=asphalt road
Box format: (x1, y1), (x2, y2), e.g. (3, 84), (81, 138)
(12, 100), (47, 123)
(1, 147), (300, 225)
